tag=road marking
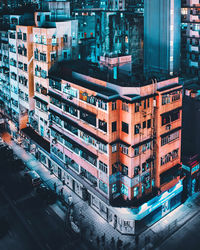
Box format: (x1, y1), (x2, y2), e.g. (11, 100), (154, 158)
(45, 209), (50, 215)
(27, 219), (32, 225)
(45, 243), (52, 250)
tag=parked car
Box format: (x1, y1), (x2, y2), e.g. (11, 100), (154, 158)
(24, 171), (41, 187)
(0, 217), (9, 238)
(36, 183), (57, 204)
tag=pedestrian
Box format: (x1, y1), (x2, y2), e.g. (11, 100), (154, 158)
(60, 187), (64, 196)
(101, 233), (105, 245)
(96, 236), (100, 246)
(54, 182), (57, 192)
(68, 195), (73, 206)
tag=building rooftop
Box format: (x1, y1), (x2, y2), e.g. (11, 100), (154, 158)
(49, 60), (175, 88)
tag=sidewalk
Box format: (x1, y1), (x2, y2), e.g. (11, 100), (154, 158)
(8, 140), (200, 250)
(10, 141), (134, 249)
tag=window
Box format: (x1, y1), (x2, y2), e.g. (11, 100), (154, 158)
(134, 186), (139, 197)
(134, 124), (141, 134)
(121, 164), (128, 176)
(112, 101), (117, 110)
(45, 15), (50, 21)
(120, 144), (128, 155)
(64, 121), (78, 135)
(147, 119), (151, 128)
(98, 119), (107, 132)
(112, 184), (117, 194)
(121, 184), (128, 196)
(99, 180), (108, 194)
(147, 98), (150, 108)
(112, 121), (117, 132)
(122, 102), (129, 112)
(162, 110), (180, 126)
(49, 79), (61, 91)
(143, 121), (146, 129)
(99, 161), (108, 174)
(50, 97), (62, 109)
(134, 166), (140, 176)
(142, 144), (146, 152)
(161, 131), (179, 146)
(162, 94), (170, 105)
(142, 163), (146, 172)
(160, 148), (179, 166)
(171, 91), (180, 102)
(37, 15), (40, 21)
(134, 147), (139, 156)
(99, 143), (107, 153)
(23, 33), (26, 41)
(40, 53), (46, 62)
(122, 122), (129, 134)
(112, 144), (117, 153)
(144, 99), (146, 109)
(135, 102), (140, 112)
(51, 52), (57, 61)
(98, 99), (107, 110)
(24, 63), (27, 72)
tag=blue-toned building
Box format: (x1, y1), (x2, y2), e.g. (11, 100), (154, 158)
(144, 0), (181, 75)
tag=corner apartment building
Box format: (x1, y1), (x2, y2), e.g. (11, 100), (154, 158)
(181, 0), (200, 78)
(44, 57), (183, 234)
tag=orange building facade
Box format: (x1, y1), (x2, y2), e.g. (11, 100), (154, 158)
(46, 60), (183, 234)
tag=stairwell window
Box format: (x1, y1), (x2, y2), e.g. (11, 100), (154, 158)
(112, 121), (117, 132)
(112, 101), (117, 110)
(121, 164), (128, 176)
(122, 102), (129, 112)
(120, 144), (128, 155)
(134, 166), (140, 176)
(134, 124), (141, 134)
(135, 102), (140, 112)
(134, 147), (139, 156)
(122, 122), (129, 134)
(112, 144), (117, 153)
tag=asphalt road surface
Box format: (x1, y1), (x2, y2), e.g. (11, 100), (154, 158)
(158, 210), (200, 250)
(0, 146), (88, 250)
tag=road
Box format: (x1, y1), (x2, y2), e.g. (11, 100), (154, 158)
(158, 209), (200, 250)
(0, 146), (88, 250)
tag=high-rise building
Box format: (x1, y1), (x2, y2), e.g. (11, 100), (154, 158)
(144, 0), (181, 75)
(181, 0), (200, 78)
